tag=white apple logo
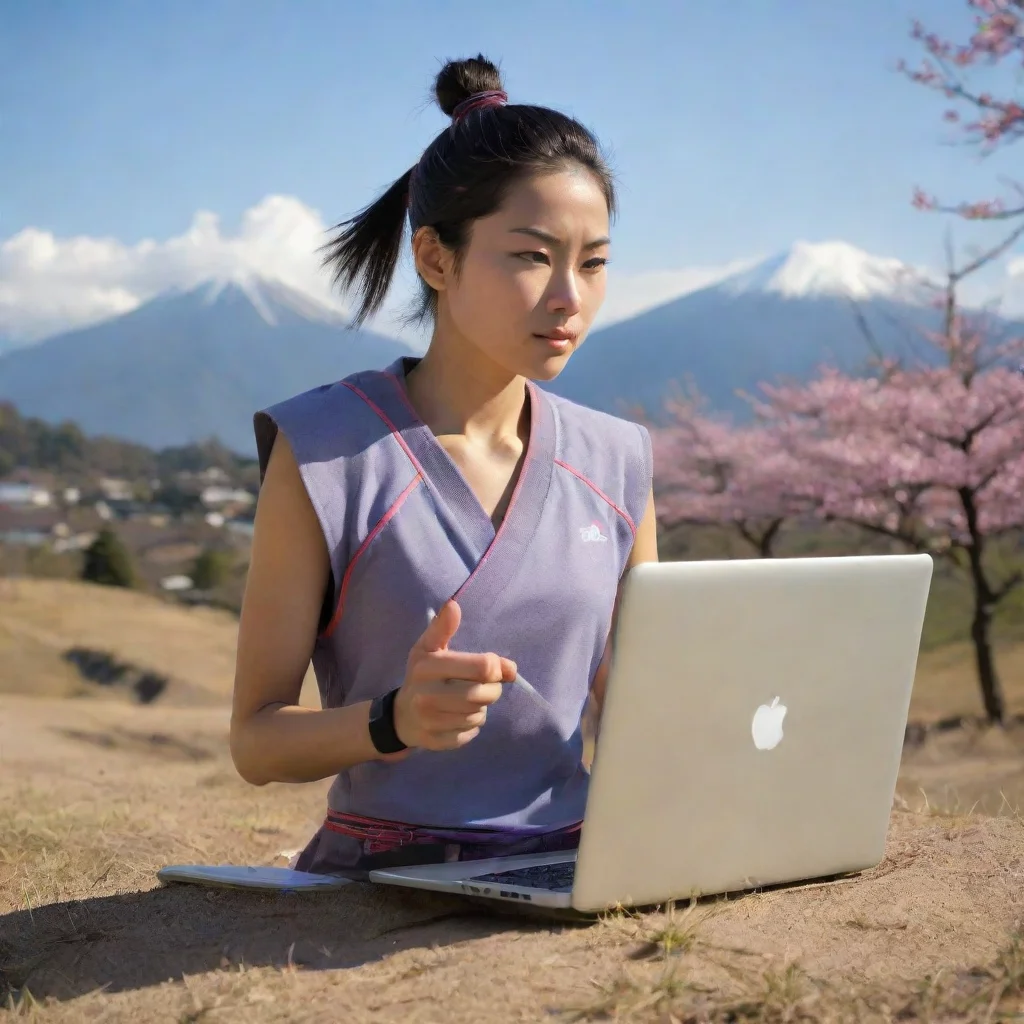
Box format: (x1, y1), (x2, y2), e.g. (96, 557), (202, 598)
(751, 697), (787, 751)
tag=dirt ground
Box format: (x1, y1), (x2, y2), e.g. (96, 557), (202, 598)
(2, 579), (1024, 1022)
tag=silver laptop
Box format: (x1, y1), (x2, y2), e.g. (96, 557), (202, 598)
(369, 554), (934, 913)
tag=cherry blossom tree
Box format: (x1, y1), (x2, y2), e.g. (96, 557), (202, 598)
(751, 286), (1024, 724)
(652, 396), (807, 558)
(888, 4), (1024, 718)
(902, 1), (1024, 220)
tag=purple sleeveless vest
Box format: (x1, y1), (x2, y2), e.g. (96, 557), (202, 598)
(254, 357), (652, 874)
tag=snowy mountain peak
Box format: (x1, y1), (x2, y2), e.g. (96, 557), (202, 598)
(715, 240), (931, 302)
(195, 273), (349, 327)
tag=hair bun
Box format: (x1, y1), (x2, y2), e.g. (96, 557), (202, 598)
(434, 55), (505, 119)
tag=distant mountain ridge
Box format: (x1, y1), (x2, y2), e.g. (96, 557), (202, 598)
(0, 240), (1008, 451)
(0, 276), (411, 454)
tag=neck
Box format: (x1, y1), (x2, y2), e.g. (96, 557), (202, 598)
(405, 325), (528, 443)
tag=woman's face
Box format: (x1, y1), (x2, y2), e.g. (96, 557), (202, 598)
(425, 166), (611, 382)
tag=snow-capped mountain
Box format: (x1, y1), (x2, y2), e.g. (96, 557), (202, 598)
(593, 241), (935, 330)
(0, 276), (411, 453)
(186, 273), (351, 327)
(713, 241), (934, 302)
(547, 241), (956, 419)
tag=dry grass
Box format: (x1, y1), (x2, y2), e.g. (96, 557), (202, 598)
(2, 578), (1024, 1022)
(561, 921), (1024, 1022)
(912, 640), (1024, 723)
(2, 707), (1023, 1021)
(0, 577), (318, 706)
(0, 577), (240, 695)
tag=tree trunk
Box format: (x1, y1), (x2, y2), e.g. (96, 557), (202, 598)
(960, 488), (1006, 724)
(970, 595), (1004, 724)
(759, 519), (783, 558)
(738, 518), (782, 559)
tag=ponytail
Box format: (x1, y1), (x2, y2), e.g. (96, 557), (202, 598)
(320, 166), (414, 326)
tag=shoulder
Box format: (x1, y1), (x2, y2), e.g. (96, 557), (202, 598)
(540, 389), (653, 531)
(253, 370), (418, 560)
(543, 389), (652, 472)
(254, 370), (387, 481)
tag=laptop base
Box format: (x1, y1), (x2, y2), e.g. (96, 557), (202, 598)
(369, 851), (578, 909)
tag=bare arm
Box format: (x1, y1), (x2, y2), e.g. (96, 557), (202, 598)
(590, 487), (660, 722)
(229, 435), (394, 786)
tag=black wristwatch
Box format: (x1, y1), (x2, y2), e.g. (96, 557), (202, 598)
(368, 688), (408, 754)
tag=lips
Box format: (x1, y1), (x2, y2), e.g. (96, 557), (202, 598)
(534, 329), (577, 342)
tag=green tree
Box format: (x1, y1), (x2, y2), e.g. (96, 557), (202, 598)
(190, 548), (233, 591)
(82, 528), (136, 588)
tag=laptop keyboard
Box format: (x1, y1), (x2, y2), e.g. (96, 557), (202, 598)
(467, 861), (576, 893)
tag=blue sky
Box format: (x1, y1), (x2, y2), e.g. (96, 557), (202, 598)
(1, 0), (1019, 340)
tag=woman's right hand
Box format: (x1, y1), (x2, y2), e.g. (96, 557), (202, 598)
(393, 600), (517, 750)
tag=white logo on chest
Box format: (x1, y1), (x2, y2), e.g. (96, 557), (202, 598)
(579, 522), (608, 543)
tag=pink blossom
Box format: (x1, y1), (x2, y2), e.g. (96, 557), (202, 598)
(904, 1), (1024, 218)
(652, 398), (809, 555)
(912, 188), (937, 210)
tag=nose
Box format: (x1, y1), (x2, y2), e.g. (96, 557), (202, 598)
(545, 267), (582, 318)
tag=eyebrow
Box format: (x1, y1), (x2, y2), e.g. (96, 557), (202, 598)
(509, 227), (611, 251)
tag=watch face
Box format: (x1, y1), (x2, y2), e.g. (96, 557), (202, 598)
(370, 695), (385, 722)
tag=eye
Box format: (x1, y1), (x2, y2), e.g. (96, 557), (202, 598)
(582, 257), (609, 271)
(513, 251), (550, 265)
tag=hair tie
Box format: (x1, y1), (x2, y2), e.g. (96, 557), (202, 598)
(451, 90), (508, 124)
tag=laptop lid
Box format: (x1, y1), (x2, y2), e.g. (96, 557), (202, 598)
(570, 554), (933, 912)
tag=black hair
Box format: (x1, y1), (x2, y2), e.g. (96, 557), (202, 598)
(322, 55), (616, 326)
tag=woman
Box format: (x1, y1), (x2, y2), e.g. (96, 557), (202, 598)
(230, 55), (658, 878)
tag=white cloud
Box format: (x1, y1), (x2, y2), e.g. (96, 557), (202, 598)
(0, 195), (424, 346)
(0, 195), (760, 348)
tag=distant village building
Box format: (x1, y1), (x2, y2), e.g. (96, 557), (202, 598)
(0, 482), (52, 508)
(99, 478), (133, 502)
(0, 507), (77, 548)
(53, 531), (97, 554)
(200, 486), (255, 508)
(0, 519), (51, 545)
(160, 574), (194, 592)
(0, 512), (92, 550)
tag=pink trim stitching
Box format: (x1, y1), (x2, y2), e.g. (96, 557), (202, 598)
(320, 379), (429, 639)
(339, 380), (425, 478)
(451, 381), (540, 601)
(321, 474), (423, 638)
(554, 459), (636, 537)
(381, 371), (421, 421)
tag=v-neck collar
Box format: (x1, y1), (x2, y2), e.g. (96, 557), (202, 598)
(366, 357), (556, 611)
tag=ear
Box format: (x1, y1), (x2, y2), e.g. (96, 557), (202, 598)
(411, 226), (454, 294)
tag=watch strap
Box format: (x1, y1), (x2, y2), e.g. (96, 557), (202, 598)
(368, 688), (407, 754)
